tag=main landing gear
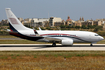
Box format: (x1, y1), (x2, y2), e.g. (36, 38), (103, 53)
(52, 42), (56, 46)
(90, 43), (93, 46)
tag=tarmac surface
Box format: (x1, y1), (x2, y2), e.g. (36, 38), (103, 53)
(0, 44), (105, 51)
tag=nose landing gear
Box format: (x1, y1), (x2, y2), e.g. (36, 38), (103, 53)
(90, 42), (97, 46)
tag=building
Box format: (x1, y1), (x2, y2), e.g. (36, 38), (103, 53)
(43, 21), (49, 27)
(96, 19), (105, 21)
(24, 18), (32, 23)
(82, 21), (93, 26)
(31, 18), (49, 27)
(18, 18), (23, 22)
(79, 17), (84, 21)
(65, 16), (75, 26)
(73, 20), (82, 27)
(23, 18), (49, 27)
(73, 19), (103, 27)
(0, 19), (9, 25)
(65, 16), (72, 26)
(103, 23), (105, 29)
(94, 19), (105, 26)
(18, 18), (24, 24)
(32, 18), (49, 23)
(49, 17), (62, 27)
(93, 20), (102, 26)
(54, 22), (65, 27)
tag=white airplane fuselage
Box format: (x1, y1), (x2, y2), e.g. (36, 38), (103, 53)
(18, 29), (104, 43)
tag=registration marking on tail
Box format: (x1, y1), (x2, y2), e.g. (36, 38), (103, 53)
(9, 18), (19, 24)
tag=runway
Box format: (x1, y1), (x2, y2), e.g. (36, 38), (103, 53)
(0, 44), (105, 51)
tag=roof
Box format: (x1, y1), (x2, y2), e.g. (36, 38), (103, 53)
(66, 16), (71, 21)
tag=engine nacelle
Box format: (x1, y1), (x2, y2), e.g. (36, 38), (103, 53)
(61, 39), (73, 46)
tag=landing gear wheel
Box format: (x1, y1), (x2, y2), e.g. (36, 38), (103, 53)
(90, 43), (93, 46)
(52, 43), (56, 46)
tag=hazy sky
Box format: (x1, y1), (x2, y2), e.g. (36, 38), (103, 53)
(0, 0), (105, 21)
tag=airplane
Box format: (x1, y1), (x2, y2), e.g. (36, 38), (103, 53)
(5, 8), (104, 46)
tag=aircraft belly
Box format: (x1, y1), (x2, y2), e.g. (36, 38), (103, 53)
(44, 37), (87, 43)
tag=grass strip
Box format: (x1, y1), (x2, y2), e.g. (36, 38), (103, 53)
(0, 51), (105, 57)
(0, 51), (105, 70)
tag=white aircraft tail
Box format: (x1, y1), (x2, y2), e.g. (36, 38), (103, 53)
(5, 8), (31, 32)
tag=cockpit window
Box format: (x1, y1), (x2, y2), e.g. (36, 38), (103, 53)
(95, 34), (99, 36)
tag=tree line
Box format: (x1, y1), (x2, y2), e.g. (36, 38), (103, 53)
(0, 25), (104, 36)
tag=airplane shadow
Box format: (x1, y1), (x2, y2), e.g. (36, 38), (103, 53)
(34, 45), (105, 49)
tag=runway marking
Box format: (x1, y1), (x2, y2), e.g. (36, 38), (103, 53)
(0, 44), (105, 51)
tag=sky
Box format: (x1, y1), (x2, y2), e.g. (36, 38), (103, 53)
(0, 0), (105, 21)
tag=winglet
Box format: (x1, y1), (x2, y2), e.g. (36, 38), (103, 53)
(39, 27), (42, 31)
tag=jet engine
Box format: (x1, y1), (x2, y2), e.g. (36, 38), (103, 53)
(61, 39), (73, 46)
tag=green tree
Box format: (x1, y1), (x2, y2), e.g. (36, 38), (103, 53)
(75, 26), (81, 29)
(41, 27), (45, 30)
(81, 25), (87, 29)
(46, 27), (51, 30)
(94, 26), (103, 32)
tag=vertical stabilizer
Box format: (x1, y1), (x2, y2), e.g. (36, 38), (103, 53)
(5, 8), (31, 31)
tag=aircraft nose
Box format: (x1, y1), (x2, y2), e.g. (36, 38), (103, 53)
(100, 36), (104, 40)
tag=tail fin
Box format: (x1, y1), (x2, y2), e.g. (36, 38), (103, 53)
(5, 8), (31, 32)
